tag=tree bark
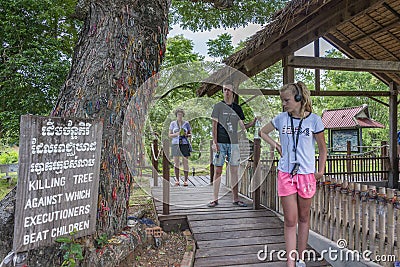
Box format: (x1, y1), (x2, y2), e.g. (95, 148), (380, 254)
(52, 0), (170, 237)
(0, 0), (170, 265)
(0, 188), (15, 262)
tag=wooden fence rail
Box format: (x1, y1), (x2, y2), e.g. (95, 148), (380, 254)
(310, 177), (399, 266)
(237, 152), (390, 211)
(324, 155), (389, 182)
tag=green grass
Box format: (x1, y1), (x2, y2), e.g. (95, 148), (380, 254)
(0, 145), (19, 200)
(0, 173), (17, 200)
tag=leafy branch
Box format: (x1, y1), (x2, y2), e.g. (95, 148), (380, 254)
(56, 230), (83, 267)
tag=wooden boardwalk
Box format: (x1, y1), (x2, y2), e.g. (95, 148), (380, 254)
(152, 176), (329, 266)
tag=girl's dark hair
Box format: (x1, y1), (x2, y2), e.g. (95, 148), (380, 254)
(174, 108), (185, 117)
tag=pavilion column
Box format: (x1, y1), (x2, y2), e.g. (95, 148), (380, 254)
(283, 53), (295, 84)
(388, 82), (399, 189)
(314, 39), (321, 93)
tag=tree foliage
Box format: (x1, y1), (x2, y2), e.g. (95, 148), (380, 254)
(0, 0), (285, 145)
(162, 34), (204, 67)
(170, 0), (286, 31)
(0, 0), (80, 144)
(150, 35), (215, 162)
(206, 33), (234, 61)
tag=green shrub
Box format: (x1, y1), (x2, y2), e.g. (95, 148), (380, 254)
(0, 149), (18, 164)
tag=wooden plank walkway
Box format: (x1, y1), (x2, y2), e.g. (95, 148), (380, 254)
(152, 176), (330, 266)
(150, 174), (223, 187)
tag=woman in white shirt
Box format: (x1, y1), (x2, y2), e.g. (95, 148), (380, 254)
(169, 108), (192, 186)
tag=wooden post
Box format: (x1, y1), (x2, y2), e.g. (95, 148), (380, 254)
(346, 140), (351, 155)
(341, 180), (348, 243)
(312, 178), (319, 232)
(386, 189), (395, 258)
(314, 39), (321, 93)
(322, 176), (329, 237)
(346, 141), (352, 180)
(361, 184), (369, 253)
(334, 178), (342, 241)
(354, 183), (361, 252)
(388, 82), (398, 189)
(162, 139), (170, 215)
(152, 139), (159, 187)
(253, 138), (261, 210)
(270, 161), (274, 209)
(381, 141), (388, 180)
(316, 176), (324, 234)
(210, 140), (214, 184)
(283, 53), (295, 84)
(378, 187), (386, 261)
(368, 185), (377, 259)
(329, 178), (336, 240)
(348, 182), (355, 250)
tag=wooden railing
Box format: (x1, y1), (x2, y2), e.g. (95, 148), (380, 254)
(236, 155), (389, 212)
(235, 157), (282, 213)
(325, 155), (389, 182)
(310, 177), (399, 266)
(155, 136), (390, 219)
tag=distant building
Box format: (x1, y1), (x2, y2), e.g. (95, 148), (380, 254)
(321, 104), (384, 153)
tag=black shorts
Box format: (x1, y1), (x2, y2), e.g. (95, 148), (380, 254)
(171, 144), (190, 157)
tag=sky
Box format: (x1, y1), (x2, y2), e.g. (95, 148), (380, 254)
(168, 23), (335, 61)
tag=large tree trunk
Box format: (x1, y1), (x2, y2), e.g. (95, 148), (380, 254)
(53, 0), (170, 236)
(0, 0), (170, 265)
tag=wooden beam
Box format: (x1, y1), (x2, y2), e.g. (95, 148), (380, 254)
(383, 2), (400, 19)
(242, 0), (386, 76)
(287, 56), (400, 72)
(388, 82), (399, 189)
(253, 138), (261, 210)
(225, 0), (330, 69)
(347, 20), (399, 61)
(348, 20), (400, 46)
(365, 12), (400, 44)
(314, 40), (321, 92)
(202, 0), (388, 97)
(240, 95), (258, 106)
(237, 89), (391, 97)
(283, 54), (295, 84)
(323, 33), (398, 86)
(367, 96), (389, 107)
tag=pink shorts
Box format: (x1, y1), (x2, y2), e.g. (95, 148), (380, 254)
(277, 171), (316, 199)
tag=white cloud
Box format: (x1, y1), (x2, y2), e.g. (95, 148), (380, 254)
(168, 23), (335, 61)
(168, 23), (263, 61)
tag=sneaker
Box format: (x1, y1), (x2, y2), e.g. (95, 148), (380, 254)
(207, 200), (218, 207)
(232, 201), (247, 207)
(296, 259), (306, 267)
